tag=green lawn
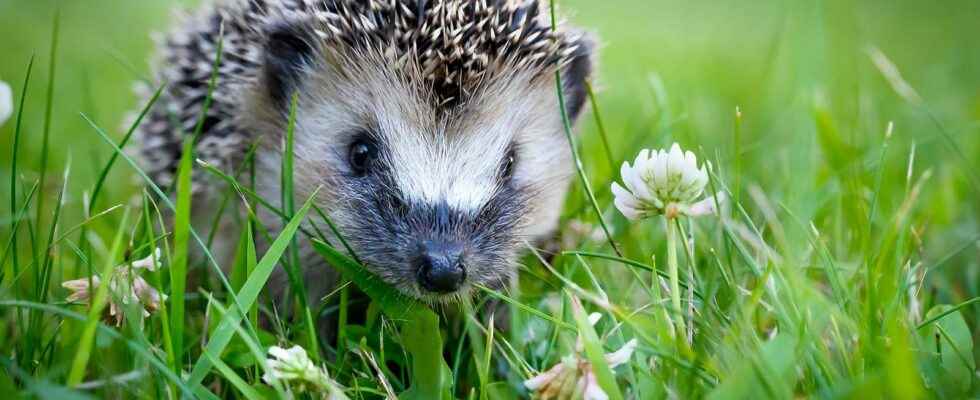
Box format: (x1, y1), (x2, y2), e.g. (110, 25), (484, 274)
(1, 0), (978, 398)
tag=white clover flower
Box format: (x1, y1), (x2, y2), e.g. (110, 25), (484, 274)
(612, 143), (724, 220)
(524, 313), (637, 400)
(263, 345), (347, 398)
(61, 248), (167, 326)
(0, 81), (12, 127)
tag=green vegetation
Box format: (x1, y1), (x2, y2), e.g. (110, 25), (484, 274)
(1, 0), (977, 398)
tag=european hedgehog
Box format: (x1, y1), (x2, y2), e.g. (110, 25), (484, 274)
(137, 0), (595, 304)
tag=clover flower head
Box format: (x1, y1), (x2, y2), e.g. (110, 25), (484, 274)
(524, 313), (637, 400)
(612, 143), (724, 220)
(61, 248), (167, 326)
(263, 345), (347, 398)
(0, 80), (12, 127)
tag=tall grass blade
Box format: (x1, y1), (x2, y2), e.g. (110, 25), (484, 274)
(584, 81), (617, 173)
(87, 85), (165, 211)
(187, 188), (319, 386)
(169, 137), (194, 371)
(281, 92), (320, 359)
(35, 10), (60, 238)
(66, 207), (130, 386)
(548, 0), (622, 257)
(569, 296), (623, 400)
(7, 56), (35, 325)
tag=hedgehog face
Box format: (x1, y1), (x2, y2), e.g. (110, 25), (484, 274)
(273, 63), (588, 301)
(243, 0), (594, 301)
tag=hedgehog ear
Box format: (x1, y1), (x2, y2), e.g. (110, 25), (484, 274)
(264, 22), (316, 108)
(561, 34), (597, 122)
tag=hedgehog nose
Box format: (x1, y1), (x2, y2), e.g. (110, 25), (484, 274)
(415, 241), (466, 293)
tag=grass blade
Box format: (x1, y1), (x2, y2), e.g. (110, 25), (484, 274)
(169, 137), (194, 371)
(187, 188), (319, 386)
(562, 250), (703, 299)
(281, 92), (320, 359)
(569, 295), (623, 400)
(548, 0), (622, 258)
(87, 84), (165, 211)
(7, 56), (35, 335)
(34, 10), (60, 239)
(66, 207), (130, 386)
(916, 297), (980, 330)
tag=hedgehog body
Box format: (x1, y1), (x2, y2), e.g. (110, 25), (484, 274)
(137, 0), (595, 302)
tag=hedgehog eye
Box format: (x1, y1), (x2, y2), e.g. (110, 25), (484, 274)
(501, 149), (517, 180)
(348, 139), (378, 175)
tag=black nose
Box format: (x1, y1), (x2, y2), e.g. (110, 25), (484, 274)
(415, 241), (466, 293)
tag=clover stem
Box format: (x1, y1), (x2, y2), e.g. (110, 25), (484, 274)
(665, 216), (686, 341)
(649, 254), (676, 338)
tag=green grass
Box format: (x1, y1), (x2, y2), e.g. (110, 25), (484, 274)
(1, 0), (979, 398)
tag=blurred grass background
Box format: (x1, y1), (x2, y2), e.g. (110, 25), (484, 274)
(1, 0), (978, 397)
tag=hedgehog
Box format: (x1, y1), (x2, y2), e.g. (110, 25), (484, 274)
(136, 0), (596, 304)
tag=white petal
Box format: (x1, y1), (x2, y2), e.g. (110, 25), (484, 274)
(632, 149), (650, 171)
(611, 183), (645, 218)
(619, 162), (638, 193)
(614, 196), (643, 220)
(62, 277), (95, 291)
(694, 165), (709, 189)
(637, 149), (657, 182)
(604, 339), (638, 367)
(523, 363), (564, 390)
(622, 161), (653, 202)
(63, 276), (98, 303)
(681, 164), (709, 199)
(668, 143), (685, 175)
(687, 192), (727, 217)
(0, 81), (12, 128)
(651, 150), (668, 193)
(131, 248), (162, 270)
(132, 276), (156, 301)
(678, 163), (700, 195)
(581, 370), (609, 400)
(587, 312), (602, 326)
(268, 346), (292, 361)
(684, 150), (698, 168)
(610, 182), (634, 202)
(285, 345), (308, 361)
(676, 178), (704, 205)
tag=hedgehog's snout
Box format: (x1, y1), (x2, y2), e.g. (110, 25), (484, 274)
(414, 240), (467, 294)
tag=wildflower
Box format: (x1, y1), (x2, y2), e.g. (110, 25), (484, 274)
(611, 143), (724, 220)
(61, 248), (166, 326)
(0, 80), (12, 127)
(611, 143), (725, 342)
(263, 345), (348, 398)
(524, 313), (637, 400)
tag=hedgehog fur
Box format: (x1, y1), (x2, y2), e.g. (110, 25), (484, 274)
(137, 0), (587, 190)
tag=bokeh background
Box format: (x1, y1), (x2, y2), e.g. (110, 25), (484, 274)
(1, 0), (978, 391)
